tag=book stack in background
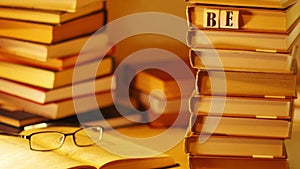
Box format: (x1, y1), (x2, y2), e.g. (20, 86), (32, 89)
(115, 58), (194, 128)
(185, 0), (300, 168)
(131, 68), (192, 128)
(0, 0), (116, 131)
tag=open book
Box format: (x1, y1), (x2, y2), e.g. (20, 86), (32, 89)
(0, 126), (177, 169)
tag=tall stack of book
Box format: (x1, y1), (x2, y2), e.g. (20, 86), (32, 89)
(0, 0), (116, 131)
(185, 0), (300, 168)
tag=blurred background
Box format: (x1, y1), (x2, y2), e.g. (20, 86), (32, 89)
(106, 0), (189, 65)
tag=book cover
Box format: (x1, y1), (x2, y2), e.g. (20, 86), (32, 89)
(0, 108), (48, 128)
(0, 91), (114, 119)
(0, 75), (114, 104)
(187, 18), (300, 53)
(0, 56), (114, 89)
(0, 31), (109, 61)
(0, 1), (105, 24)
(189, 94), (294, 119)
(0, 0), (102, 12)
(186, 1), (300, 33)
(185, 0), (296, 9)
(189, 155), (289, 169)
(190, 114), (292, 138)
(196, 66), (297, 98)
(189, 46), (298, 73)
(0, 11), (106, 44)
(0, 45), (115, 71)
(185, 133), (285, 158)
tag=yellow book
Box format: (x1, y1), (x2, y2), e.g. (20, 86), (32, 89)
(0, 0), (102, 12)
(0, 56), (114, 89)
(187, 0), (300, 33)
(0, 11), (105, 44)
(186, 0), (296, 9)
(0, 1), (104, 24)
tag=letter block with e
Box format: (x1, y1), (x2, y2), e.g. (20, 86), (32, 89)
(203, 9), (239, 29)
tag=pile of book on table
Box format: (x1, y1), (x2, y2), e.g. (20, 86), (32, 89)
(120, 59), (194, 128)
(185, 0), (300, 168)
(0, 0), (116, 132)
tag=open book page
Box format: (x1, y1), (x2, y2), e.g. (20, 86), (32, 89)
(53, 128), (176, 169)
(0, 135), (93, 169)
(19, 126), (176, 169)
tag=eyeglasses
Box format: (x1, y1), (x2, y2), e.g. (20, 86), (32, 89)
(0, 126), (103, 151)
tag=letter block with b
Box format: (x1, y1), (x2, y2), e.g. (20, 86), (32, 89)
(203, 9), (239, 29)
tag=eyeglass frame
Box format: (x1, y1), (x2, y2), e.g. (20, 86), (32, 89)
(0, 125), (104, 151)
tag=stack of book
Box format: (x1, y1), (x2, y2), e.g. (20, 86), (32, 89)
(0, 0), (116, 131)
(131, 68), (192, 128)
(115, 58), (194, 128)
(185, 0), (300, 168)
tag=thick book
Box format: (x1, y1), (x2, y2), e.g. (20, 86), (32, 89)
(0, 45), (114, 71)
(186, 1), (300, 33)
(185, 0), (296, 9)
(0, 91), (114, 119)
(195, 66), (297, 98)
(0, 1), (104, 24)
(189, 94), (294, 119)
(0, 75), (114, 104)
(189, 47), (297, 73)
(0, 11), (105, 44)
(187, 18), (300, 53)
(190, 114), (292, 138)
(0, 127), (177, 169)
(0, 31), (109, 61)
(0, 56), (113, 89)
(0, 0), (101, 12)
(189, 155), (289, 169)
(185, 133), (285, 158)
(0, 108), (48, 128)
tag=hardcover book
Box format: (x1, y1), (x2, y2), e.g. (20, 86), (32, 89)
(185, 0), (296, 9)
(0, 32), (109, 61)
(189, 94), (294, 119)
(0, 56), (113, 89)
(0, 0), (102, 12)
(186, 1), (300, 33)
(185, 133), (286, 158)
(189, 155), (289, 169)
(0, 91), (114, 119)
(190, 114), (292, 138)
(0, 1), (105, 24)
(189, 47), (297, 73)
(0, 11), (105, 44)
(0, 75), (114, 104)
(187, 19), (300, 53)
(195, 66), (297, 97)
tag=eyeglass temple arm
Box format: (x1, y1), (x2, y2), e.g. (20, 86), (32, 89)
(0, 131), (27, 139)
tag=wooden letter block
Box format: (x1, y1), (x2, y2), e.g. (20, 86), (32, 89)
(220, 10), (239, 29)
(203, 9), (219, 28)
